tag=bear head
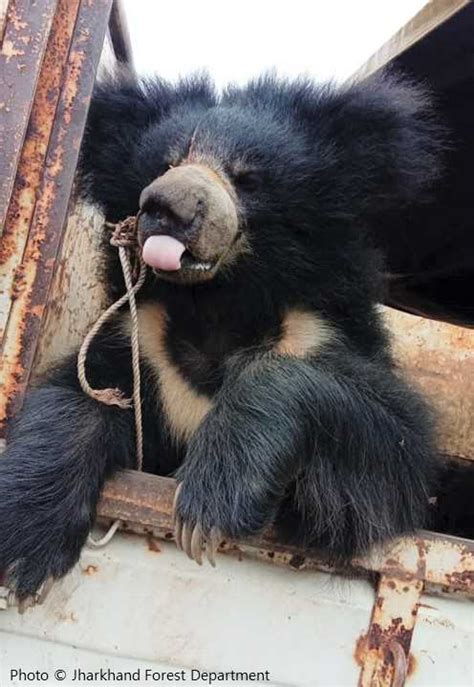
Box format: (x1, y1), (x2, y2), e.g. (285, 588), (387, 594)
(79, 71), (442, 289)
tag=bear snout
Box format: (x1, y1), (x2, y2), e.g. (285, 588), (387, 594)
(137, 164), (241, 282)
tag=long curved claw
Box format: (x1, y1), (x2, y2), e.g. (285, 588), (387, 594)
(174, 515), (183, 550)
(205, 527), (221, 568)
(172, 484), (183, 550)
(182, 522), (194, 560)
(17, 594), (36, 615)
(191, 525), (203, 565)
(172, 483), (182, 525)
(171, 484), (222, 567)
(37, 577), (54, 605)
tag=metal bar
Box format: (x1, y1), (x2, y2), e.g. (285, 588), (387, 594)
(0, 0), (81, 342)
(0, 0), (113, 436)
(97, 470), (474, 596)
(0, 0), (58, 233)
(385, 308), (474, 461)
(358, 576), (423, 686)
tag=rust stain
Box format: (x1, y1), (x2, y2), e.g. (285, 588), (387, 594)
(0, 0), (81, 424)
(219, 542), (244, 562)
(354, 632), (417, 676)
(446, 569), (474, 587)
(0, 0), (57, 231)
(408, 653), (417, 676)
(289, 554), (306, 570)
(365, 535), (474, 596)
(82, 564), (99, 576)
(97, 472), (474, 596)
(146, 535), (161, 553)
(354, 633), (369, 668)
(358, 575), (423, 686)
(385, 308), (474, 460)
(0, 0), (114, 434)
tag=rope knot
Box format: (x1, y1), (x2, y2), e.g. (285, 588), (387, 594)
(108, 216), (140, 248)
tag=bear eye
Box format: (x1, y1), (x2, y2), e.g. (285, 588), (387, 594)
(234, 170), (263, 192)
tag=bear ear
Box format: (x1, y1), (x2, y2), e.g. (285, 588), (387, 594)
(78, 70), (164, 217)
(77, 70), (216, 219)
(296, 72), (445, 221)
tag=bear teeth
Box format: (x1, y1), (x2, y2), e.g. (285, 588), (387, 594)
(188, 262), (212, 271)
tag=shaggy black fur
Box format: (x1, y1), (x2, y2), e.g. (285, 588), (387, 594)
(0, 72), (444, 597)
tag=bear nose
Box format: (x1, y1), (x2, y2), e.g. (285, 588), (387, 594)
(138, 171), (202, 243)
(138, 196), (196, 243)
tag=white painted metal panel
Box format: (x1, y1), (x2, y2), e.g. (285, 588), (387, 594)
(1, 533), (472, 686)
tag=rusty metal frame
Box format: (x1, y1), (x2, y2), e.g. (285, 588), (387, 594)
(0, 0), (113, 435)
(97, 470), (474, 597)
(97, 470), (474, 686)
(0, 0), (58, 234)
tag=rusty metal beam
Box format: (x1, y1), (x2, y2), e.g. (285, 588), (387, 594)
(0, 0), (113, 436)
(358, 576), (423, 686)
(385, 308), (474, 461)
(0, 0), (81, 342)
(98, 470), (474, 596)
(0, 0), (58, 234)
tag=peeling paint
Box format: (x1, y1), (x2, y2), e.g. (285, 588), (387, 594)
(0, 0), (113, 435)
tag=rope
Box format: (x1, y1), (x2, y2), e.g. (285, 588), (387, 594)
(87, 519), (122, 549)
(79, 215), (147, 548)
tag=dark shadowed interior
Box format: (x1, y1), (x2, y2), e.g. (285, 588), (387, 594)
(369, 3), (474, 326)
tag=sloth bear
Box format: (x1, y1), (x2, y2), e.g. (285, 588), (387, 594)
(0, 71), (442, 597)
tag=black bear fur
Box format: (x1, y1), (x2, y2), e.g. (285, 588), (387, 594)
(0, 71), (444, 597)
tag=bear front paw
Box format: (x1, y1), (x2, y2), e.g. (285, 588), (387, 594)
(2, 533), (87, 602)
(171, 467), (276, 566)
(0, 499), (90, 601)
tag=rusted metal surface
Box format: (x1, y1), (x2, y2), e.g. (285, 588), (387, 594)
(32, 201), (107, 375)
(0, 0), (58, 234)
(384, 307), (474, 461)
(98, 470), (177, 534)
(0, 0), (113, 436)
(355, 530), (474, 684)
(98, 470), (474, 597)
(0, 0), (81, 340)
(362, 533), (474, 595)
(98, 470), (474, 684)
(358, 576), (423, 686)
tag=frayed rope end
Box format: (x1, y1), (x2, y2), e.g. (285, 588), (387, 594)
(88, 387), (132, 409)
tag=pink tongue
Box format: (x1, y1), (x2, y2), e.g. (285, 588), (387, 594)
(142, 235), (186, 271)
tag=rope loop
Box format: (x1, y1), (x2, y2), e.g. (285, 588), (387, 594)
(87, 520), (122, 549)
(80, 215), (146, 548)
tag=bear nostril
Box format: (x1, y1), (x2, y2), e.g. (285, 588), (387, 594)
(140, 196), (169, 219)
(137, 197), (196, 246)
